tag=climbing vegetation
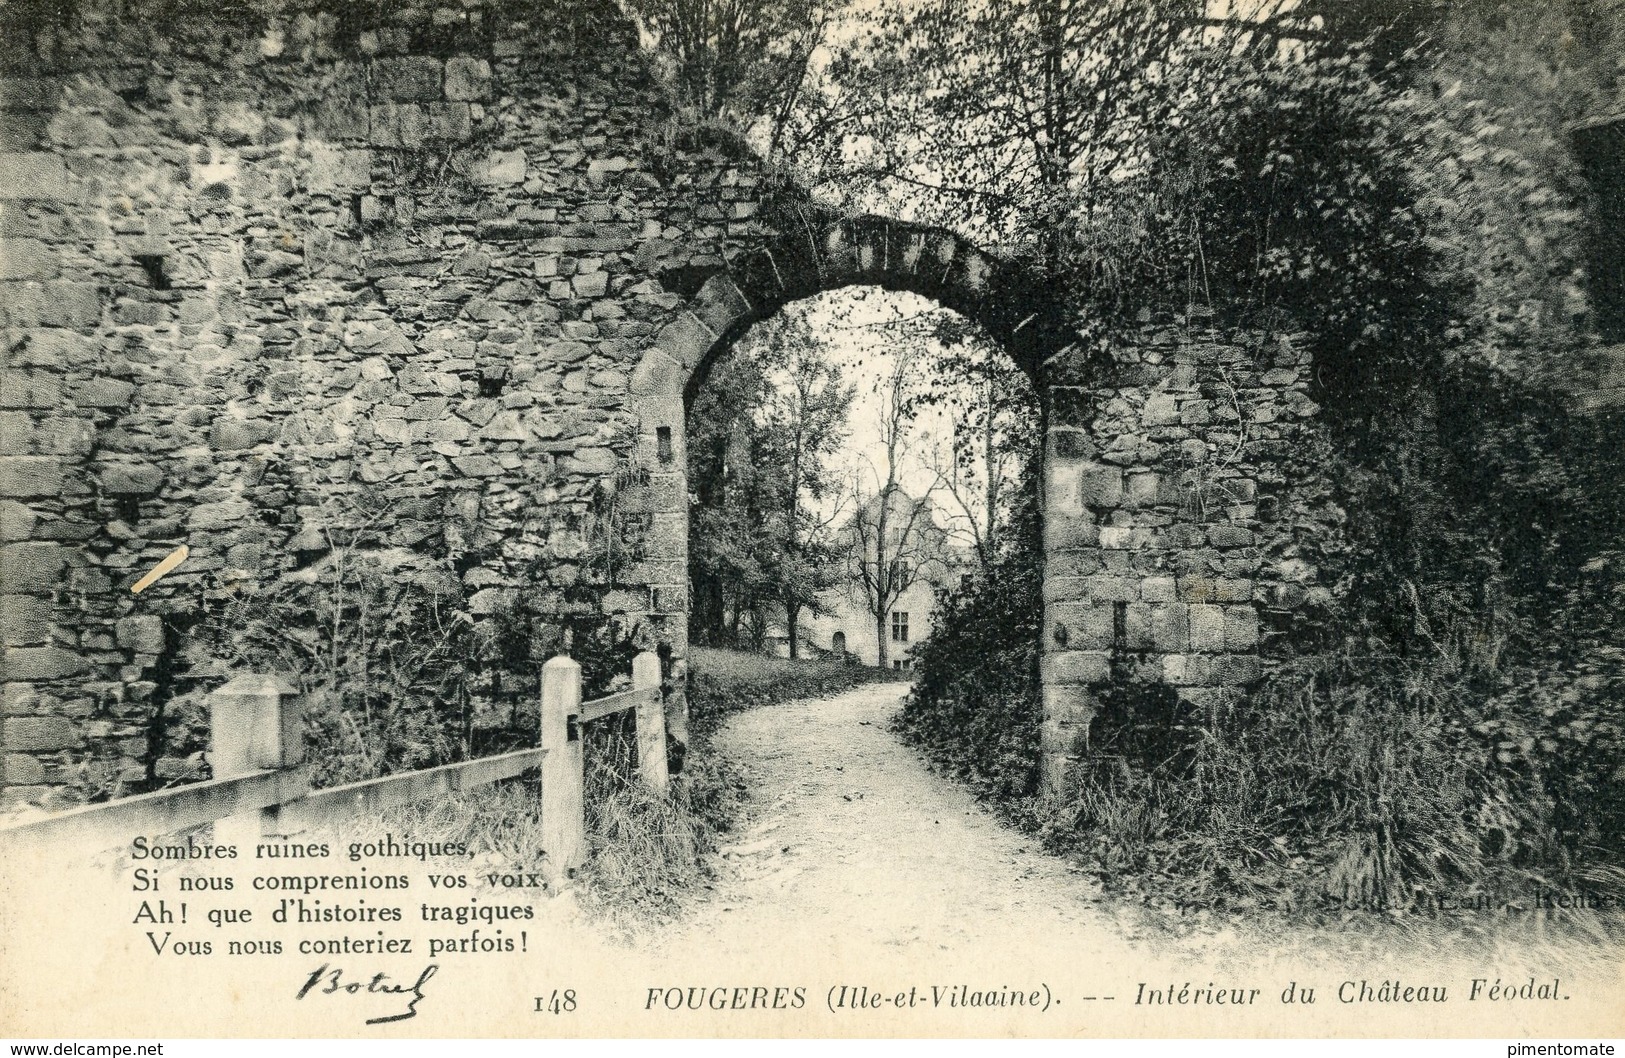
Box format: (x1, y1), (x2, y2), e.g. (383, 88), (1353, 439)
(887, 0), (1625, 925)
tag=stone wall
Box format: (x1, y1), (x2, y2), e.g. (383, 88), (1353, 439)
(1040, 317), (1337, 789)
(0, 0), (766, 805)
(0, 0), (1340, 806)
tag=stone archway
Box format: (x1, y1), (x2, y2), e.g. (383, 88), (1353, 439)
(626, 198), (1321, 796)
(627, 199), (1082, 782)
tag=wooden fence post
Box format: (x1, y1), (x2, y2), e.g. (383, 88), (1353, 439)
(540, 655), (585, 884)
(632, 650), (668, 795)
(209, 675), (306, 847)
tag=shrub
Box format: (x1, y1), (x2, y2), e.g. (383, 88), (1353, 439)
(894, 552), (1043, 801)
(685, 646), (880, 739)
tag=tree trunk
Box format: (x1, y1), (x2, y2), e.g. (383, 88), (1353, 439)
(785, 599), (801, 660)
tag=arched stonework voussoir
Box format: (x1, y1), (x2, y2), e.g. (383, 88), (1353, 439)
(626, 200), (1077, 407)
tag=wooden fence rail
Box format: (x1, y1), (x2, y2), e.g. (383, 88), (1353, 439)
(0, 651), (668, 885)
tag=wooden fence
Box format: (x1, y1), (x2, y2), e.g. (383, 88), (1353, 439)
(0, 652), (668, 884)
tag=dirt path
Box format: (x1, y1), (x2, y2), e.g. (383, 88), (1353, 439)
(645, 681), (1159, 972)
(612, 681), (1622, 1037)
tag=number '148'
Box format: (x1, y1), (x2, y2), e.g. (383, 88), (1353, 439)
(534, 990), (577, 1014)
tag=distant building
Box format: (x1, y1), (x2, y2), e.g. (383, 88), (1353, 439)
(770, 490), (970, 671)
(794, 576), (949, 672)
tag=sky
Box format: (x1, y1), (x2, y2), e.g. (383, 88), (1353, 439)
(730, 285), (1007, 550)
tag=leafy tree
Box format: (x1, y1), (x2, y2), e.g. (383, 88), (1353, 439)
(686, 312), (852, 652)
(841, 349), (955, 669)
(627, 0), (847, 161)
(761, 327), (855, 656)
(910, 325), (1041, 573)
(803, 0), (1290, 267)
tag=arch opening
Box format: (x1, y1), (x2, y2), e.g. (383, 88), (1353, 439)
(629, 207), (1075, 783)
(683, 286), (1042, 674)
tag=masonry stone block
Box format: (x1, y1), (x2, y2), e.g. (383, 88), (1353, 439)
(1140, 575), (1177, 602)
(0, 457), (62, 499)
(372, 56), (443, 101)
(472, 149), (527, 185)
(0, 371), (62, 410)
(1051, 428), (1094, 460)
(561, 447), (617, 475)
(1046, 549), (1103, 579)
(1215, 654), (1262, 685)
(0, 501), (37, 542)
(1045, 460), (1083, 516)
(468, 588), (515, 615)
(1, 596), (52, 647)
(1048, 601), (1114, 650)
(1212, 578), (1254, 603)
(1078, 464), (1124, 508)
(247, 249), (302, 278)
(306, 145), (372, 192)
(1, 542), (67, 592)
(210, 417), (273, 451)
(1043, 651), (1111, 686)
(646, 513), (687, 556)
(0, 154), (69, 199)
(2, 647), (87, 683)
(1044, 684), (1100, 729)
(1150, 603), (1190, 653)
(426, 102), (473, 141)
(444, 57), (492, 101)
(572, 271), (608, 298)
(73, 378), (136, 408)
(0, 238), (58, 280)
(115, 615), (164, 654)
(1040, 716), (1084, 762)
(1, 282), (100, 331)
(653, 312), (716, 369)
(1223, 606), (1259, 651)
(187, 500), (252, 531)
(1189, 604), (1226, 652)
(1124, 471), (1162, 508)
(3, 753), (45, 786)
(1142, 391), (1179, 425)
(652, 585), (686, 613)
(629, 349), (684, 396)
(691, 274), (751, 335)
(1207, 524), (1256, 548)
(1098, 526), (1134, 550)
(368, 103), (430, 147)
(1043, 513), (1099, 551)
(1041, 576), (1089, 605)
(1082, 574), (1137, 602)
(1180, 655), (1214, 685)
(1177, 575), (1216, 603)
(9, 329), (93, 370)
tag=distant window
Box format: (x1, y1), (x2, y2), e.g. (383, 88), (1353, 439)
(890, 611), (909, 643)
(891, 659), (912, 672)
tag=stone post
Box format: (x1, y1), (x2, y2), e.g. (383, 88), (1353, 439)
(209, 675), (305, 846)
(539, 654), (585, 884)
(632, 650), (667, 795)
